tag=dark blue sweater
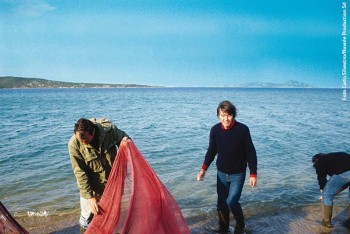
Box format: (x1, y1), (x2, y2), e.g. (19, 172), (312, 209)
(314, 152), (350, 190)
(203, 121), (257, 175)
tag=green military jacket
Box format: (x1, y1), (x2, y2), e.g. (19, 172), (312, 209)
(68, 118), (128, 199)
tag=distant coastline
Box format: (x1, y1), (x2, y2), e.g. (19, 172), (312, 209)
(0, 76), (156, 89)
(0, 76), (317, 89)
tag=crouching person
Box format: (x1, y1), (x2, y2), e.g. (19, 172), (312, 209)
(312, 152), (350, 228)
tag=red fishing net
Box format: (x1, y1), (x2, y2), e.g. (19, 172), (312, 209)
(86, 140), (190, 234)
(0, 202), (29, 234)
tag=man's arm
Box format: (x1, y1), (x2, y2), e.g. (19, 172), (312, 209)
(111, 124), (129, 147)
(197, 128), (217, 181)
(68, 139), (94, 199)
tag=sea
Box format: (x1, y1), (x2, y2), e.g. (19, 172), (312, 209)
(0, 87), (349, 233)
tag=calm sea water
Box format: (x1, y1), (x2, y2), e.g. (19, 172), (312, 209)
(0, 88), (349, 220)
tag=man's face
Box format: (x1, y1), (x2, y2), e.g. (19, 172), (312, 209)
(75, 130), (94, 145)
(218, 109), (233, 129)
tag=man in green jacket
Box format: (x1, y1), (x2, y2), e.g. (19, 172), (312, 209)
(68, 118), (129, 232)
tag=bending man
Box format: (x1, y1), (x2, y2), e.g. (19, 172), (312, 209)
(312, 152), (350, 228)
(68, 118), (129, 233)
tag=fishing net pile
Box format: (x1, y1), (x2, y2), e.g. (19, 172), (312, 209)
(86, 140), (190, 234)
(0, 202), (28, 234)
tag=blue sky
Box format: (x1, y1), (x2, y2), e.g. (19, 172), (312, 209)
(0, 0), (345, 87)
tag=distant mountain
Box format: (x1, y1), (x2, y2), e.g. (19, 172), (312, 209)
(0, 76), (155, 89)
(240, 80), (314, 88)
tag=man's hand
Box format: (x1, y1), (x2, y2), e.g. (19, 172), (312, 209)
(88, 197), (99, 215)
(197, 169), (206, 181)
(120, 137), (129, 146)
(319, 189), (323, 201)
(250, 177), (257, 188)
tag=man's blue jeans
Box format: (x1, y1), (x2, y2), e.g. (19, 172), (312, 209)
(217, 170), (246, 213)
(323, 170), (350, 206)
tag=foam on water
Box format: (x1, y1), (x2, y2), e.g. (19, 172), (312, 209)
(26, 210), (56, 217)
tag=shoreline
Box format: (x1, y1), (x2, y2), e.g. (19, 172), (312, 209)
(14, 205), (350, 234)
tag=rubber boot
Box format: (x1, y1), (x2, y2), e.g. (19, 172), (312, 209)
(322, 205), (333, 228)
(344, 203), (350, 229)
(215, 210), (230, 233)
(232, 208), (245, 233)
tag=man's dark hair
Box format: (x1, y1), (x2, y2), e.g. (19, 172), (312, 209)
(217, 100), (237, 118)
(74, 118), (95, 135)
(312, 153), (326, 166)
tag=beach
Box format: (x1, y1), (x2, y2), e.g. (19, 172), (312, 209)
(14, 205), (350, 234)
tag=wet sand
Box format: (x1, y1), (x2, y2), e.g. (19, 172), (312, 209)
(15, 210), (80, 234)
(16, 205), (350, 234)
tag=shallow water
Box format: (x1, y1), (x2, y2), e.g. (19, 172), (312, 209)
(0, 88), (349, 230)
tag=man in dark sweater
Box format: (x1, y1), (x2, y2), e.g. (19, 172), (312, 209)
(312, 152), (350, 229)
(197, 101), (257, 233)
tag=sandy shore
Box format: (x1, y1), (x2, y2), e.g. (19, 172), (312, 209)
(15, 210), (80, 234)
(15, 205), (350, 234)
